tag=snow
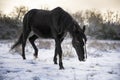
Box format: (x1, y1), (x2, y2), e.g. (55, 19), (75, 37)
(0, 39), (120, 80)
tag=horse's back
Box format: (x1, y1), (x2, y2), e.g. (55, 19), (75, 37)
(23, 7), (72, 38)
(25, 9), (53, 38)
(27, 9), (52, 26)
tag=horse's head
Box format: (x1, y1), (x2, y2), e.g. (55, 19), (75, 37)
(72, 24), (87, 61)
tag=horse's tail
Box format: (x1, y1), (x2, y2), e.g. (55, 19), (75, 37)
(11, 9), (36, 50)
(11, 33), (23, 50)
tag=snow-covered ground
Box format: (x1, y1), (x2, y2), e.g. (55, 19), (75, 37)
(0, 39), (120, 80)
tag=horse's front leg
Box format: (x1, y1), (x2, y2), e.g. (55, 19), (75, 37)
(55, 39), (64, 69)
(53, 38), (64, 64)
(53, 52), (57, 64)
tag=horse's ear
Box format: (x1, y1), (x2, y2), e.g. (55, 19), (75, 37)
(82, 25), (86, 33)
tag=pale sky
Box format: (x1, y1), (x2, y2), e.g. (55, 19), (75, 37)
(0, 0), (120, 14)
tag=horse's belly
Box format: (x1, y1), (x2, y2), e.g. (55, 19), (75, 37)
(32, 26), (53, 38)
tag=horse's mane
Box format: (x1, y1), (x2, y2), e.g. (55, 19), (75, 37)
(51, 7), (74, 34)
(51, 7), (87, 42)
(52, 7), (73, 25)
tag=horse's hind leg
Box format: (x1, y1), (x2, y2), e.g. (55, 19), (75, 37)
(22, 30), (31, 59)
(29, 35), (38, 58)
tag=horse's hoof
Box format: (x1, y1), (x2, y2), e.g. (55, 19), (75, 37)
(54, 62), (57, 64)
(23, 58), (26, 60)
(59, 67), (64, 70)
(22, 56), (26, 60)
(34, 54), (38, 58)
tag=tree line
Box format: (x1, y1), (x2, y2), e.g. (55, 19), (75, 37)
(73, 9), (120, 40)
(0, 6), (120, 40)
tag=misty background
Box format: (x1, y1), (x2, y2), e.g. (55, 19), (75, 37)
(0, 0), (120, 40)
(0, 5), (120, 40)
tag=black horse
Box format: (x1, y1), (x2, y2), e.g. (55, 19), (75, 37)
(11, 7), (87, 69)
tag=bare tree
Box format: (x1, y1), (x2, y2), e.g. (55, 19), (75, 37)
(72, 11), (84, 26)
(11, 6), (29, 21)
